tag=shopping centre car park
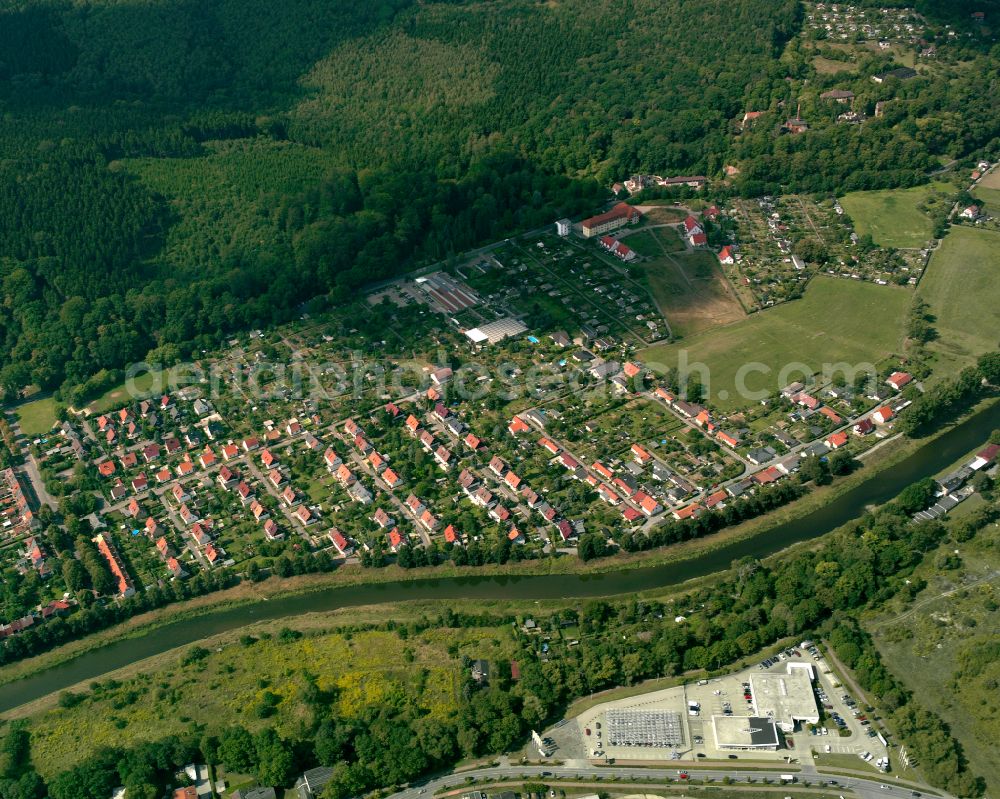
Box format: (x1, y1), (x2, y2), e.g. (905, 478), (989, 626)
(570, 644), (890, 767)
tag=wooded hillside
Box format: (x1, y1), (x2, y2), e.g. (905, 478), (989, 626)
(0, 0), (996, 398)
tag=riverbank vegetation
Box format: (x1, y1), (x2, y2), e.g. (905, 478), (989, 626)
(0, 415), (926, 676)
(7, 469), (995, 796)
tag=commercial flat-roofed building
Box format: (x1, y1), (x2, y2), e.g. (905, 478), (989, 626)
(465, 318), (528, 345)
(606, 708), (685, 748)
(712, 715), (780, 750)
(750, 669), (818, 732)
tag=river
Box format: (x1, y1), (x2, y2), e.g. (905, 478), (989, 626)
(1, 400), (997, 713)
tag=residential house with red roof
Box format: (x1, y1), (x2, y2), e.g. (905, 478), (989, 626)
(853, 418), (875, 436)
(872, 406), (894, 424)
(419, 508), (439, 531)
(886, 372), (913, 391)
(382, 468), (402, 489)
(434, 445), (453, 469)
(165, 557), (184, 579)
(622, 506), (643, 523)
(539, 437), (561, 455)
(329, 529), (353, 555)
(672, 503), (703, 520)
(179, 504), (199, 525)
(217, 465), (238, 488)
(264, 519), (282, 541)
(826, 431), (849, 449)
(324, 448), (343, 472)
(93, 533), (134, 597)
(631, 444), (652, 465)
(250, 500), (269, 522)
(819, 407), (843, 425)
(335, 463), (355, 485)
(508, 416), (530, 435)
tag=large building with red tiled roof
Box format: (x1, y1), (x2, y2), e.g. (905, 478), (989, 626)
(581, 203), (642, 238)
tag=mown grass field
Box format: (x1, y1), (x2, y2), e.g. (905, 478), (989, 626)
(971, 184), (1000, 210)
(619, 230), (662, 257)
(917, 226), (1000, 375)
(87, 368), (166, 414)
(15, 397), (59, 437)
(978, 167), (1000, 190)
(23, 623), (513, 779)
(643, 249), (745, 338)
(641, 277), (910, 411)
(839, 182), (950, 249)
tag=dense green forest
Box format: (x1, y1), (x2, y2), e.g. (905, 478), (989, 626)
(0, 0), (998, 397)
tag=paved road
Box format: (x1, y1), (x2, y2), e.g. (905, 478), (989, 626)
(385, 762), (943, 799)
(6, 415), (59, 512)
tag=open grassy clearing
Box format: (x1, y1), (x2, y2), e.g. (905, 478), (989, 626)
(978, 168), (1000, 190)
(86, 368), (166, 414)
(640, 277), (910, 411)
(917, 226), (1000, 375)
(23, 623), (512, 779)
(867, 514), (1000, 796)
(642, 250), (745, 338)
(636, 205), (688, 224)
(15, 397), (59, 436)
(618, 229), (662, 257)
(649, 225), (686, 253)
(839, 182), (951, 249)
(812, 56), (857, 74)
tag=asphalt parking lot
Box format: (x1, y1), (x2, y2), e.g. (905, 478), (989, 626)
(556, 641), (890, 769)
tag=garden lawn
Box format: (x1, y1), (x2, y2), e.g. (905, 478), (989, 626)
(640, 276), (910, 411)
(839, 182), (950, 248)
(917, 225), (1000, 374)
